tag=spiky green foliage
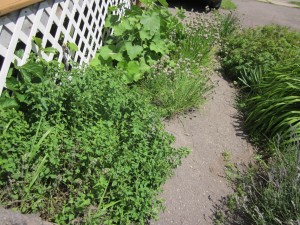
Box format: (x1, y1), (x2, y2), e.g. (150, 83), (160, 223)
(244, 61), (300, 144)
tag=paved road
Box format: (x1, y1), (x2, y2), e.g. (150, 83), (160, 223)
(232, 0), (300, 30)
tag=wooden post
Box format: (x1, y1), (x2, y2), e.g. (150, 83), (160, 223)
(136, 0), (141, 7)
(0, 0), (42, 16)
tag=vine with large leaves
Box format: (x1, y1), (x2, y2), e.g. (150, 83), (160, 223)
(91, 0), (185, 83)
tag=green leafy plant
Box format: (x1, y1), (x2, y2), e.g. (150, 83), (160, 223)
(0, 37), (64, 118)
(0, 51), (189, 224)
(91, 0), (184, 83)
(221, 25), (300, 80)
(217, 20), (300, 225)
(138, 12), (223, 117)
(219, 24), (300, 225)
(221, 25), (300, 146)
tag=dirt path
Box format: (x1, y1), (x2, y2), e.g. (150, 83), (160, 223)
(152, 72), (254, 225)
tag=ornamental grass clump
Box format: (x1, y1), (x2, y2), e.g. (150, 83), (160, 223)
(177, 11), (221, 65)
(221, 25), (300, 146)
(244, 60), (300, 145)
(218, 24), (300, 225)
(141, 55), (211, 117)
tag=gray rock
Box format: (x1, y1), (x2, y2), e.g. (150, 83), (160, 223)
(0, 207), (54, 225)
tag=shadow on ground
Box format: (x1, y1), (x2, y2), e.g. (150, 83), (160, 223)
(167, 0), (208, 12)
(210, 196), (252, 225)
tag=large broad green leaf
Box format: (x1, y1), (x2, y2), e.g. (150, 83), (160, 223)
(139, 58), (150, 73)
(0, 97), (19, 109)
(125, 42), (143, 60)
(125, 61), (143, 83)
(117, 61), (127, 70)
(150, 39), (168, 54)
(20, 61), (44, 82)
(110, 52), (123, 61)
(105, 14), (119, 28)
(139, 29), (152, 41)
(128, 17), (139, 26)
(90, 53), (101, 66)
(127, 61), (140, 75)
(99, 45), (115, 60)
(140, 12), (160, 36)
(115, 41), (127, 52)
(99, 45), (123, 61)
(113, 20), (132, 36)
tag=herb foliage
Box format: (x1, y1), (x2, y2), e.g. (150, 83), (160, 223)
(0, 49), (189, 224)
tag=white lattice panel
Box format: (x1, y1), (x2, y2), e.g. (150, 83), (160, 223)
(0, 0), (132, 94)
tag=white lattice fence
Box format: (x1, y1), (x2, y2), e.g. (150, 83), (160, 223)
(0, 0), (132, 94)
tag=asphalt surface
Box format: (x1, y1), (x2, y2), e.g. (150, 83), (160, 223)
(233, 0), (300, 30)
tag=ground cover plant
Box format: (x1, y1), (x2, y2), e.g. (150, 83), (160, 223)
(242, 60), (300, 145)
(221, 25), (300, 146)
(218, 22), (300, 225)
(221, 25), (300, 80)
(139, 55), (210, 116)
(0, 50), (189, 224)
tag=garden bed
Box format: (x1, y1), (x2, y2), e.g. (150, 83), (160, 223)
(0, 1), (227, 223)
